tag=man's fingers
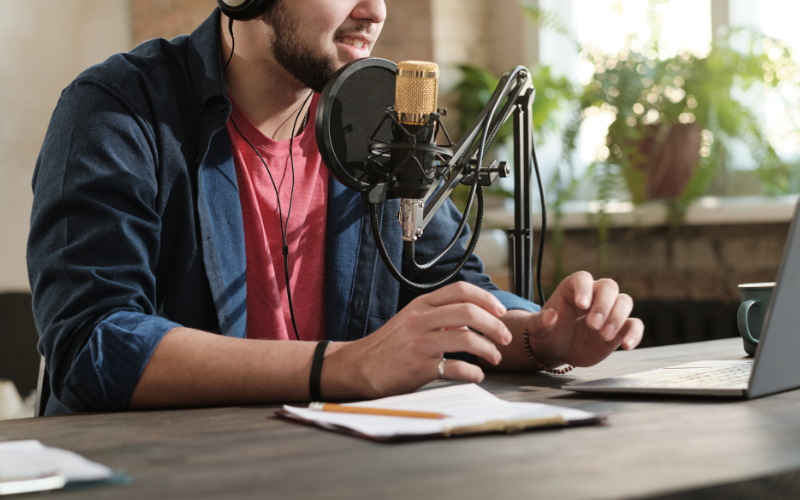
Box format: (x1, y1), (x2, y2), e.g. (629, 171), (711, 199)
(585, 278), (620, 332)
(558, 271), (594, 310)
(422, 281), (506, 317)
(441, 359), (485, 383)
(596, 293), (633, 341)
(616, 318), (644, 350)
(415, 303), (512, 346)
(427, 329), (502, 365)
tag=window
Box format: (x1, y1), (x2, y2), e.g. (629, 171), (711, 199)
(530, 0), (799, 205)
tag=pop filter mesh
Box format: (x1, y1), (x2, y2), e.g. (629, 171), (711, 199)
(317, 59), (396, 191)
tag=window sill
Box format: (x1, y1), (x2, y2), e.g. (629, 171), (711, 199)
(484, 195), (800, 230)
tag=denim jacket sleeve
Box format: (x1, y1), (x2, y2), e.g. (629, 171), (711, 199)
(28, 79), (181, 413)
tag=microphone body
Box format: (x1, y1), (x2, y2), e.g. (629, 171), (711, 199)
(392, 61), (440, 241)
(395, 61), (438, 126)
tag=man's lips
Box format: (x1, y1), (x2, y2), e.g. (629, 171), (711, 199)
(335, 34), (373, 58)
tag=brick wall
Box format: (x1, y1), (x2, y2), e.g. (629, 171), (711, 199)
(371, 0), (434, 62)
(130, 0), (436, 56)
(127, 0), (534, 82)
(528, 223), (789, 302)
(131, 0), (216, 45)
(483, 223), (787, 347)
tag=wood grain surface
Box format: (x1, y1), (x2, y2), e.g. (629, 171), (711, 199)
(2, 338), (800, 500)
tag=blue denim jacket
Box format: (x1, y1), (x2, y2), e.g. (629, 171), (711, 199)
(27, 9), (538, 415)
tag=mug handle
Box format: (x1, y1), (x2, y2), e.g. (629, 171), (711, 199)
(737, 299), (761, 345)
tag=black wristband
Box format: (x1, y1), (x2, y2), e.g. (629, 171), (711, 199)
(309, 340), (331, 402)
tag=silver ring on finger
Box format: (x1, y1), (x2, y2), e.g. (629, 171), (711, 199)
(438, 358), (447, 381)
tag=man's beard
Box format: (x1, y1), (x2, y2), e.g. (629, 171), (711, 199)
(269, 1), (336, 93)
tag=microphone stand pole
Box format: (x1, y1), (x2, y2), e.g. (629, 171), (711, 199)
(508, 87), (536, 302)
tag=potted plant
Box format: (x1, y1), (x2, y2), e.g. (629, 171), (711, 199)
(572, 29), (800, 225)
(451, 2), (800, 280)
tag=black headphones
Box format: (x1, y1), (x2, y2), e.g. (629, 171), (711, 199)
(217, 0), (276, 21)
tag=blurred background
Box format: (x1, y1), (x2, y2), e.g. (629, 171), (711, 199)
(1, 0), (799, 408)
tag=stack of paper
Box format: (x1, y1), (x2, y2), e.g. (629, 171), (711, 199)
(280, 384), (602, 441)
(0, 440), (115, 496)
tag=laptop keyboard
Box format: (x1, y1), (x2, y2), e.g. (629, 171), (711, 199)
(628, 363), (753, 389)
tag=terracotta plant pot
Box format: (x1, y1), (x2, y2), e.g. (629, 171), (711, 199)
(635, 123), (701, 200)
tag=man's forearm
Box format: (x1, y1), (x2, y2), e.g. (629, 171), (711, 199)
(128, 327), (353, 409)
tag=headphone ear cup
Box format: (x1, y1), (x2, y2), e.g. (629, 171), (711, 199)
(217, 0), (275, 21)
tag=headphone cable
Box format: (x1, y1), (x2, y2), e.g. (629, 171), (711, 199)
(282, 91), (314, 341)
(228, 94), (311, 341)
(225, 20), (313, 341)
(224, 17), (235, 70)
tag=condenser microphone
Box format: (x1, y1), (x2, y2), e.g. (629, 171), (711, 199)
(315, 58), (453, 201)
(316, 57), (543, 300)
(315, 58), (453, 241)
(391, 61), (442, 242)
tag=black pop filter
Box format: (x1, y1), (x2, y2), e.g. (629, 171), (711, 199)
(316, 58), (397, 192)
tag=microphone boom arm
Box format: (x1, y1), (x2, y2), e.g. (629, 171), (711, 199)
(420, 67), (531, 230)
(418, 66), (542, 302)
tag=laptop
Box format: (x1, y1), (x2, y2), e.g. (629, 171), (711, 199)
(564, 199), (800, 399)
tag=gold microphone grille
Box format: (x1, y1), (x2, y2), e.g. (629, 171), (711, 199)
(395, 61), (439, 125)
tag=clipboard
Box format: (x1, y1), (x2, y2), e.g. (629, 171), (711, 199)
(276, 384), (605, 442)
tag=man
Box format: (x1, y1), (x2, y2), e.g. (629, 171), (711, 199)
(27, 0), (643, 415)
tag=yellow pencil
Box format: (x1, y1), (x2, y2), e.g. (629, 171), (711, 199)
(308, 402), (447, 419)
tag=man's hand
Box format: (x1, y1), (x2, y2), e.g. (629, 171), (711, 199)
(321, 282), (511, 400)
(525, 271), (644, 368)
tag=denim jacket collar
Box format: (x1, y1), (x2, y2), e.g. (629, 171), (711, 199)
(188, 8), (229, 111)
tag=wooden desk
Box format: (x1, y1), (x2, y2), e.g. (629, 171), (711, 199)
(2, 338), (800, 500)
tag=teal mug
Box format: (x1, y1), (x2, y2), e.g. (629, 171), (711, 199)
(737, 282), (775, 357)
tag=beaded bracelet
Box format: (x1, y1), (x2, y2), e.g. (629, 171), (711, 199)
(522, 328), (574, 375)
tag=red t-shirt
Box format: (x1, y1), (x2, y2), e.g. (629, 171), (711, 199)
(225, 95), (328, 341)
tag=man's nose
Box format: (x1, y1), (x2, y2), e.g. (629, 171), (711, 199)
(352, 0), (386, 25)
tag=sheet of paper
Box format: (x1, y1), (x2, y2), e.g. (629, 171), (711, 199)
(0, 440), (113, 483)
(283, 384), (597, 438)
